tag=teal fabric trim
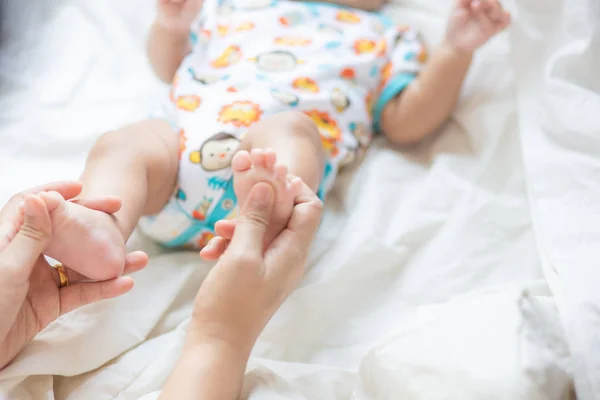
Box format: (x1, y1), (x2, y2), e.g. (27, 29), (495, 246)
(377, 13), (395, 29)
(316, 161), (333, 201)
(372, 73), (416, 133)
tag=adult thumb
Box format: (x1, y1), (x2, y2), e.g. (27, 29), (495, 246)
(0, 195), (52, 279)
(228, 182), (275, 255)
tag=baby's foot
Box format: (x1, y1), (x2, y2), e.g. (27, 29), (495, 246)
(232, 149), (302, 247)
(43, 194), (126, 281)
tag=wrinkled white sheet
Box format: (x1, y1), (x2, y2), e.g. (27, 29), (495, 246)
(0, 0), (595, 398)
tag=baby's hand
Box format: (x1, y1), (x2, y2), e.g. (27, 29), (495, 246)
(446, 0), (511, 53)
(156, 0), (203, 33)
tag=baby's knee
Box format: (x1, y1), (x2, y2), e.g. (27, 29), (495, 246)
(278, 111), (319, 138)
(89, 120), (173, 161)
(90, 126), (136, 160)
(252, 111), (320, 144)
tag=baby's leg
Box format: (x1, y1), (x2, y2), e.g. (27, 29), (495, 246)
(240, 111), (325, 192)
(232, 112), (324, 245)
(45, 119), (179, 280)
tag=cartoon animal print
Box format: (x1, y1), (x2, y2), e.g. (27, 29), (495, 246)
(331, 88), (350, 113)
(179, 129), (187, 160)
(208, 176), (230, 190)
(271, 89), (299, 107)
(371, 20), (385, 35)
(353, 39), (376, 55)
(418, 45), (428, 63)
(365, 91), (375, 117)
(393, 26), (412, 47)
(236, 22), (255, 31)
(339, 150), (355, 167)
(336, 10), (361, 24)
(199, 29), (211, 44)
(318, 24), (342, 35)
(188, 68), (228, 85)
(249, 50), (304, 72)
(380, 62), (392, 88)
(210, 45), (242, 69)
(196, 231), (216, 249)
(324, 41), (343, 49)
(192, 196), (214, 221)
(175, 187), (187, 202)
(176, 95), (202, 112)
(275, 37), (312, 46)
(292, 77), (319, 93)
(340, 67), (357, 82)
(279, 11), (305, 27)
(170, 74), (179, 103)
(375, 38), (387, 57)
(217, 24), (229, 36)
(218, 101), (263, 127)
(349, 122), (371, 148)
(189, 132), (241, 171)
(304, 110), (342, 157)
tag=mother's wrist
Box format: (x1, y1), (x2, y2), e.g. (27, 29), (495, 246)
(185, 319), (256, 357)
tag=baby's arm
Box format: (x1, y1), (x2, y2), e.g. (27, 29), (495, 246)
(381, 43), (472, 145)
(147, 24), (190, 83)
(147, 0), (203, 83)
(381, 0), (510, 145)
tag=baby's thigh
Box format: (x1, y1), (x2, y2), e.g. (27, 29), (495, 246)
(138, 119), (242, 248)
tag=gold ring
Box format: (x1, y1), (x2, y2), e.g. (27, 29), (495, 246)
(52, 263), (69, 288)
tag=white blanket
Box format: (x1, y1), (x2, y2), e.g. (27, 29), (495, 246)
(0, 0), (596, 398)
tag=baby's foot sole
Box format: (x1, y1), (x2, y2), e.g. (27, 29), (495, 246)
(232, 149), (299, 245)
(44, 201), (126, 281)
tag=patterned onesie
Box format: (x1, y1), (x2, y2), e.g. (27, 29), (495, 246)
(139, 0), (427, 248)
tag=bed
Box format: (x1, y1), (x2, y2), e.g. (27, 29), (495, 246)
(0, 0), (597, 398)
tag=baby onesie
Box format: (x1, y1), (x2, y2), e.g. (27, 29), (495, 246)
(139, 0), (426, 248)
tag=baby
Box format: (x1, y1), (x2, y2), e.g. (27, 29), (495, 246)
(44, 0), (510, 279)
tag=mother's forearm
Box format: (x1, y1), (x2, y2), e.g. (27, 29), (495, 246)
(160, 333), (251, 400)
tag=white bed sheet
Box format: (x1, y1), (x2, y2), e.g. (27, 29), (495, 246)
(0, 0), (595, 398)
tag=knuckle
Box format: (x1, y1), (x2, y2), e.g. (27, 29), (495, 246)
(18, 222), (51, 242)
(227, 247), (260, 266)
(240, 212), (270, 229)
(237, 252), (261, 267)
(307, 198), (324, 215)
(78, 286), (90, 305)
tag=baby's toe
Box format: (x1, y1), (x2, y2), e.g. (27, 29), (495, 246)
(232, 150), (252, 173)
(40, 191), (66, 213)
(250, 148), (267, 168)
(263, 149), (277, 170)
(274, 164), (288, 182)
(288, 176), (304, 196)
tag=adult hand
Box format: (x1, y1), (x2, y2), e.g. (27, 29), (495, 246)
(160, 180), (322, 400)
(192, 179), (323, 350)
(0, 182), (148, 370)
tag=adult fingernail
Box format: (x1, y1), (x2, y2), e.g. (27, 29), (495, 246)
(23, 196), (38, 217)
(204, 238), (217, 251)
